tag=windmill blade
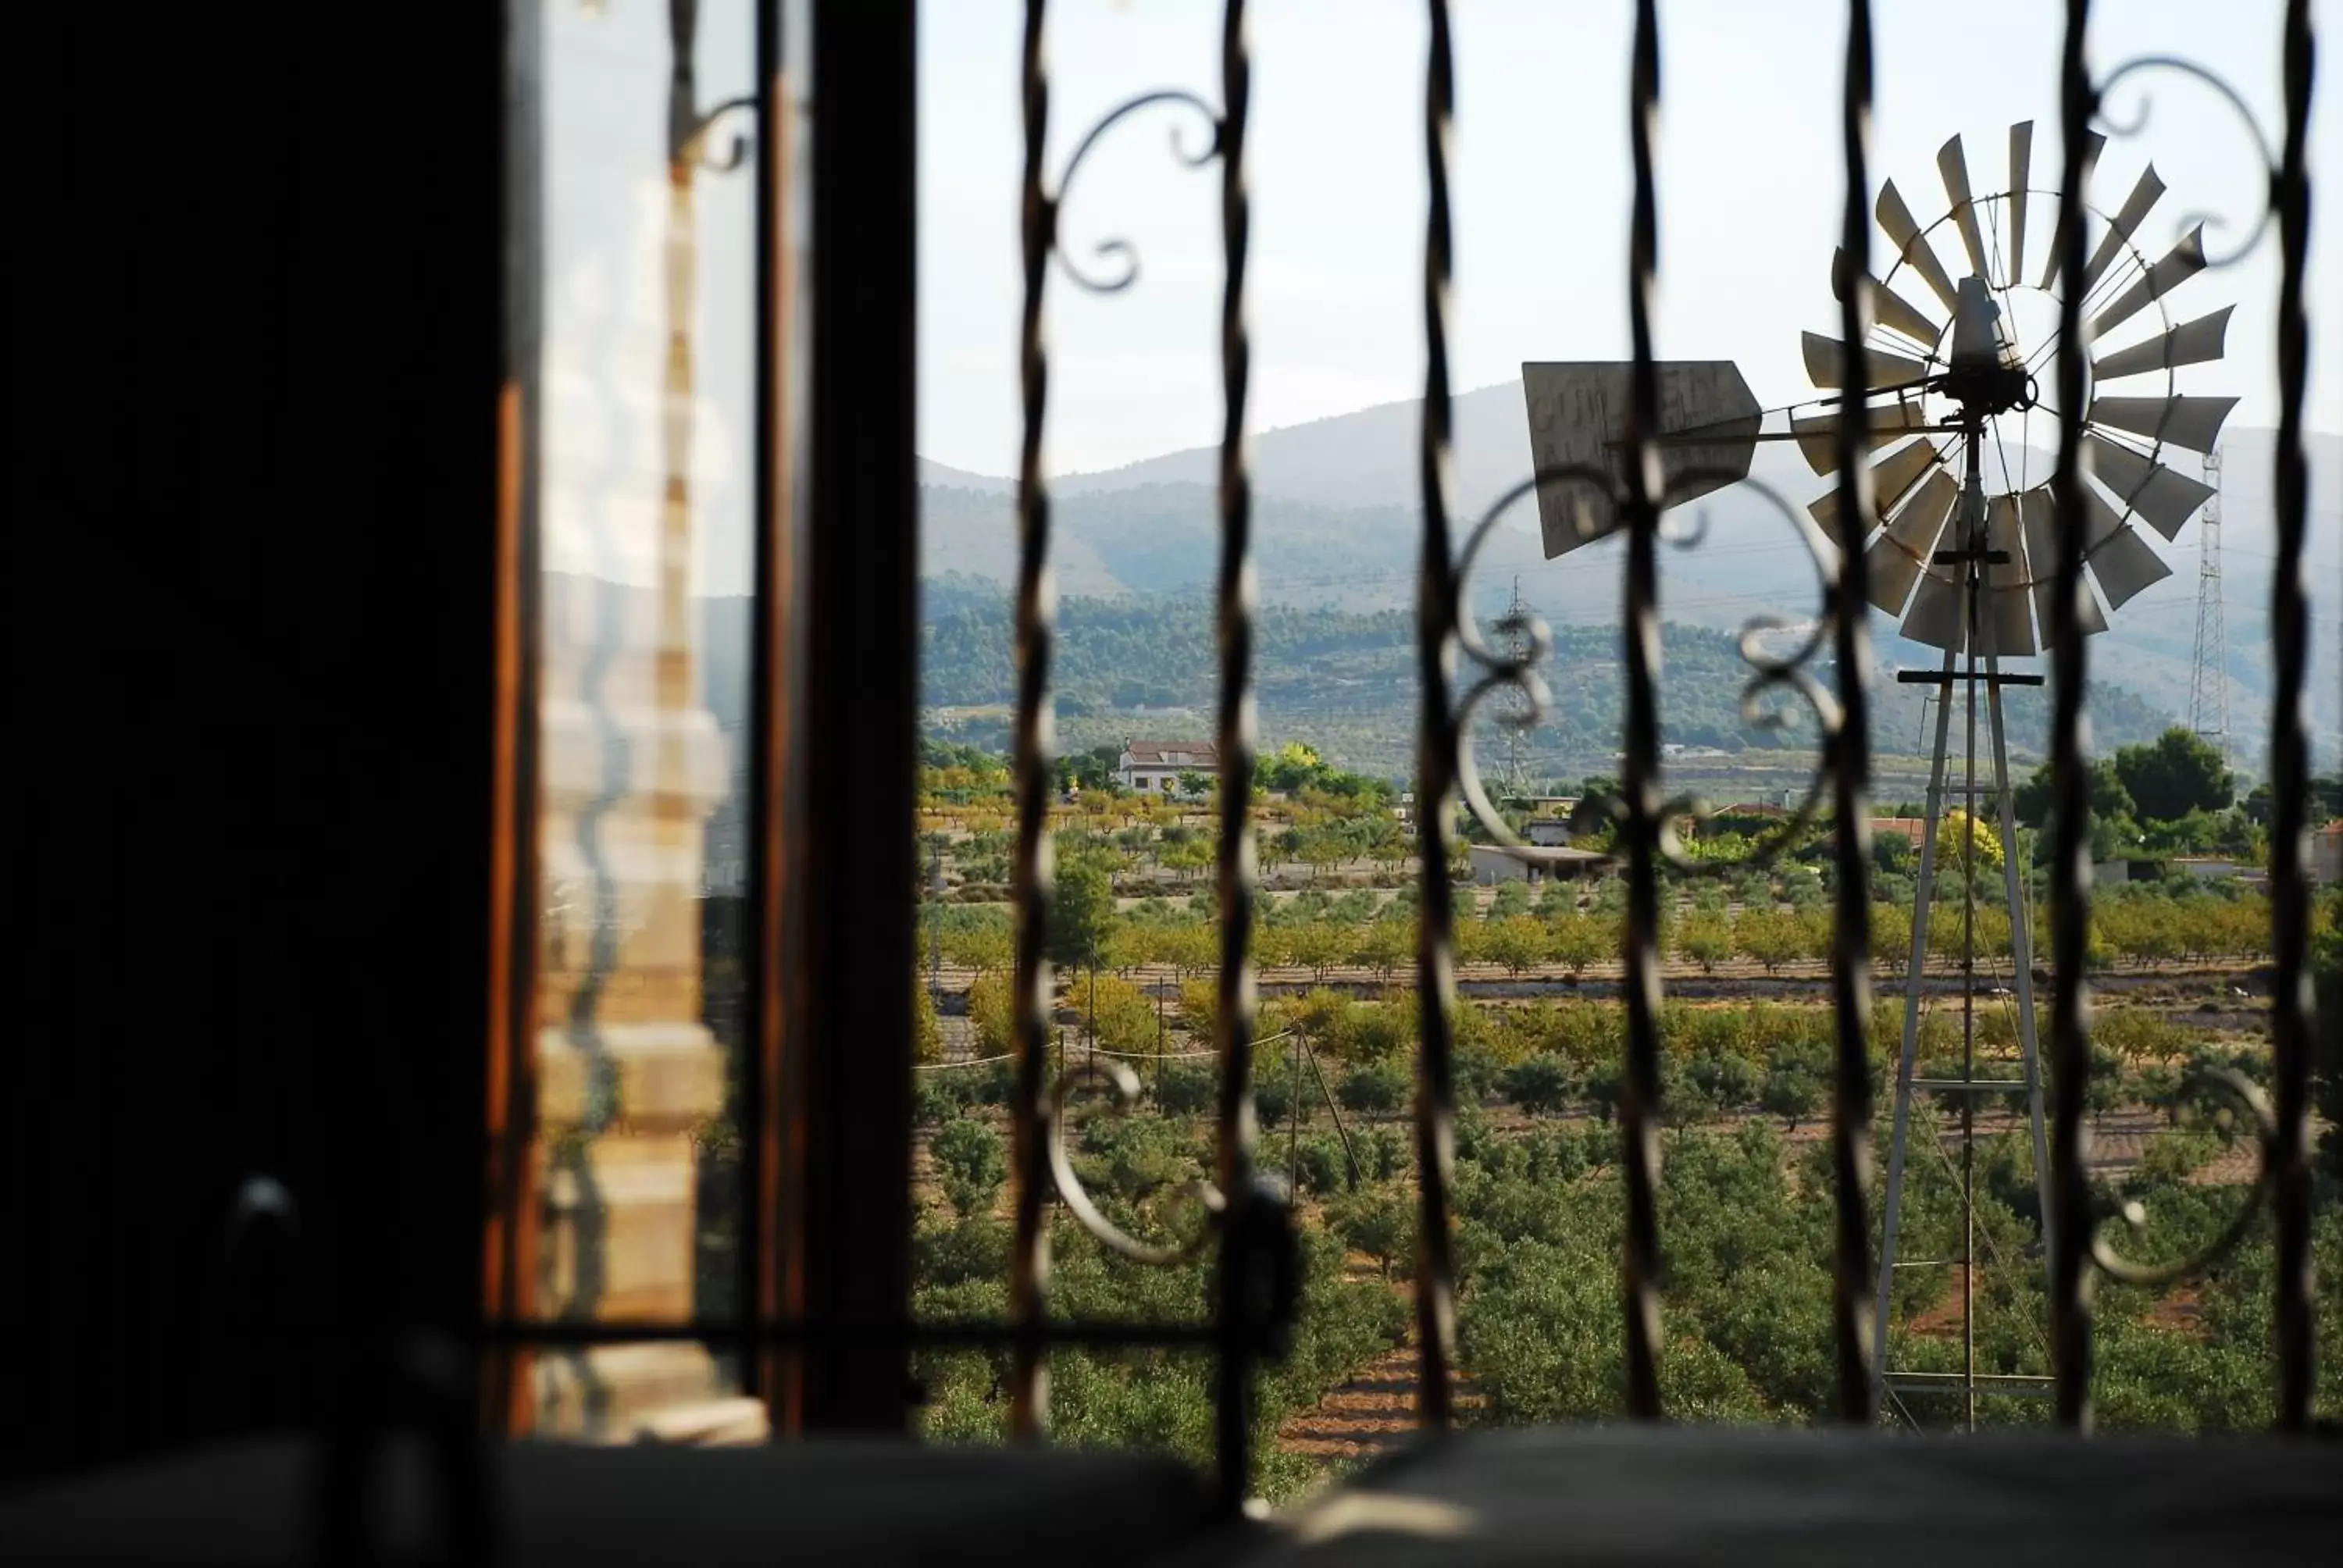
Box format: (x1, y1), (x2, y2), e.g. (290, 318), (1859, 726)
(1801, 330), (1930, 393)
(2038, 130), (2107, 290)
(2091, 226), (2209, 339)
(2007, 121), (2034, 284)
(1938, 135), (1991, 279)
(1865, 468), (1958, 614)
(2090, 305), (2233, 381)
(2086, 430), (2216, 539)
(1809, 438), (1943, 547)
(1983, 493), (2038, 657)
(2088, 392), (2238, 454)
(1793, 398), (1931, 475)
(2081, 483), (2174, 608)
(2079, 163), (2168, 292)
(1876, 179), (1962, 312)
(1902, 568), (1968, 651)
(2020, 486), (2109, 638)
(1831, 248), (1945, 347)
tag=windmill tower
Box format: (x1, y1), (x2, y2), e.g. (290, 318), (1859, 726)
(2189, 447), (2230, 761)
(1804, 122), (2232, 1429)
(1518, 116), (2234, 1431)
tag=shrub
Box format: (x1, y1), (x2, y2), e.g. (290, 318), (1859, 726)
(1156, 1061), (1214, 1115)
(930, 1119), (1007, 1219)
(1500, 1054), (1576, 1116)
(1338, 1058), (1410, 1116)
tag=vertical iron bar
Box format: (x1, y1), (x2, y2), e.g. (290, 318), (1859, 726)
(2045, 0), (2097, 1432)
(1211, 0), (1259, 1508)
(793, 0), (918, 1431)
(1618, 0), (1667, 1420)
(1410, 0), (1460, 1434)
(741, 0), (786, 1416)
(1826, 0), (1878, 1426)
(2266, 0), (2316, 1434)
(1008, 0), (1055, 1441)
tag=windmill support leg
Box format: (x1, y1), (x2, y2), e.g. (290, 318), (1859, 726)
(1984, 654), (2056, 1260)
(1870, 643), (1960, 1421)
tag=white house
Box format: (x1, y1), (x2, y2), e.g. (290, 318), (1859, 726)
(1117, 739), (1219, 795)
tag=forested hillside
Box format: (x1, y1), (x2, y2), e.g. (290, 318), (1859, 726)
(899, 574), (2174, 782)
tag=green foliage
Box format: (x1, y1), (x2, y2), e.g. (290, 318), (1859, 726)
(1500, 1053), (1575, 1116)
(1675, 911), (1733, 972)
(1328, 1185), (1416, 1278)
(930, 1118), (1007, 1219)
(913, 982), (943, 1064)
(2113, 726), (2236, 825)
(1050, 853), (1118, 968)
(1155, 1061), (1214, 1116)
(1336, 1057), (1410, 1116)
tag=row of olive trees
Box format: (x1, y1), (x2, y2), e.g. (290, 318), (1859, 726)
(933, 889), (2288, 983)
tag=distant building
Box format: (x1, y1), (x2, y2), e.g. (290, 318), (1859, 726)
(2171, 855), (2252, 884)
(1470, 842), (1607, 886)
(2309, 821), (2342, 884)
(1117, 739), (1218, 795)
(1525, 818), (1578, 847)
(1872, 816), (1930, 848)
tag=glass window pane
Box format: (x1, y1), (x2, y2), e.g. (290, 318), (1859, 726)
(526, 0), (761, 1442)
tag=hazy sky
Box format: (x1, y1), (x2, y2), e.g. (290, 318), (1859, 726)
(916, 0), (2338, 479)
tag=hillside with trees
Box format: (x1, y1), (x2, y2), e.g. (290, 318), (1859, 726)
(903, 573), (2178, 783)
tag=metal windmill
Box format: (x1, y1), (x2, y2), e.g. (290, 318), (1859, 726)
(1519, 120), (2234, 1429)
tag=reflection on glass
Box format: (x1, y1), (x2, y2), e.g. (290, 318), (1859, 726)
(530, 0), (758, 1441)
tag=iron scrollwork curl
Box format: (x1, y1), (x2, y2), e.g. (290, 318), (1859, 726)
(2092, 56), (2281, 271)
(1449, 465), (1846, 876)
(1045, 1059), (1226, 1267)
(2089, 1067), (2279, 1287)
(1045, 90), (1225, 294)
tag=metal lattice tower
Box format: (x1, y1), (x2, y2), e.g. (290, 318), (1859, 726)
(2188, 447), (2229, 761)
(1496, 576), (1536, 799)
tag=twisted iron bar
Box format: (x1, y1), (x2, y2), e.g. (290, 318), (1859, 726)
(1826, 0), (1879, 1426)
(1410, 0), (1461, 1434)
(1207, 0), (1268, 1512)
(1008, 0), (1057, 1441)
(2263, 0), (2316, 1434)
(2045, 0), (2099, 1431)
(1619, 0), (1667, 1420)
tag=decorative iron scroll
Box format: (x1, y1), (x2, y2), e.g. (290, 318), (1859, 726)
(2042, 5), (2319, 1430)
(1047, 1061), (1225, 1267)
(1447, 465), (1846, 878)
(2088, 1068), (2281, 1287)
(1006, 4), (1286, 1498)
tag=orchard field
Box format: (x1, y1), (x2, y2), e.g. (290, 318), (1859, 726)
(711, 734), (2342, 1501)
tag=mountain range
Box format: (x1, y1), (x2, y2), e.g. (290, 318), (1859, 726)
(915, 381), (2341, 772)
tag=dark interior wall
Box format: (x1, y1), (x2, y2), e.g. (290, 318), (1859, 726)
(8, 5), (511, 1484)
